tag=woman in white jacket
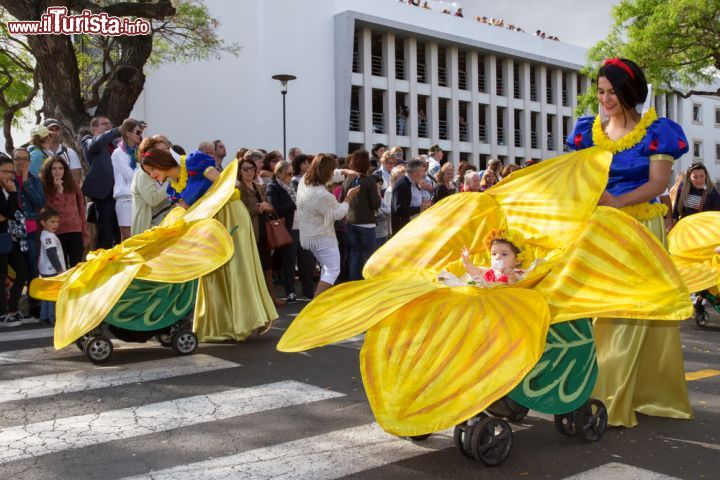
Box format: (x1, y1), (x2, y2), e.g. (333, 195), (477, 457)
(111, 120), (143, 241)
(297, 154), (360, 297)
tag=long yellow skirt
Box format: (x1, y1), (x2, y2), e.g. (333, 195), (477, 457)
(193, 198), (278, 342)
(592, 215), (692, 427)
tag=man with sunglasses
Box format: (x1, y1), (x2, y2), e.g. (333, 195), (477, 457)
(81, 116), (136, 249)
(43, 118), (83, 186)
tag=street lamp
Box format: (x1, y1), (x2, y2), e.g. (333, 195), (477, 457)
(271, 74), (297, 158)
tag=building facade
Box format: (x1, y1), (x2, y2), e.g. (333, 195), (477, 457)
(130, 0), (720, 178)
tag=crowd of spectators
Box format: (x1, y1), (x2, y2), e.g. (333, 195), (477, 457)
(398, 0), (560, 40)
(1, 113), (718, 328)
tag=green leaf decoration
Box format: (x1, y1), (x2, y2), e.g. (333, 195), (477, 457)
(508, 318), (597, 415)
(103, 279), (197, 331)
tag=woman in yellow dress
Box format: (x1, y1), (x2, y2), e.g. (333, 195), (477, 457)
(567, 58), (692, 427)
(142, 148), (277, 341)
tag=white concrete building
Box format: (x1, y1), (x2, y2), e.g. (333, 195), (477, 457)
(127, 0), (717, 179)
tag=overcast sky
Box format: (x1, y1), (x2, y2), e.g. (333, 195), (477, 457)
(458, 0), (622, 48)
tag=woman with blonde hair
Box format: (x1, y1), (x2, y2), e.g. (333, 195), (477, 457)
(433, 162), (457, 203)
(672, 163), (720, 220)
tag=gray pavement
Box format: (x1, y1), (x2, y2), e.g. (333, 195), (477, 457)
(0, 295), (718, 480)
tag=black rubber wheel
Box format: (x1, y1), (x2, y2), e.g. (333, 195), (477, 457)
(156, 333), (173, 348)
(487, 397), (529, 422)
(695, 310), (709, 327)
(75, 335), (89, 352)
(469, 416), (513, 466)
(85, 335), (113, 363)
(554, 412), (578, 436)
(172, 330), (197, 355)
(453, 419), (481, 459)
(575, 399), (608, 443)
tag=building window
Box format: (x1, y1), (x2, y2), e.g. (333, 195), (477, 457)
(693, 140), (702, 159)
(715, 107), (720, 126)
(716, 143), (720, 165)
(692, 104), (702, 123)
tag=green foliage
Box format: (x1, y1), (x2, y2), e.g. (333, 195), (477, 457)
(0, 10), (37, 128)
(577, 0), (720, 116)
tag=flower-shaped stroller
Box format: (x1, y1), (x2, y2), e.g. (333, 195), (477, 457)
(668, 211), (720, 328)
(30, 163), (239, 363)
(278, 148), (692, 466)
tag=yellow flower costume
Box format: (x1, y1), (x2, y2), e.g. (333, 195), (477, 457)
(277, 148), (692, 437)
(668, 211), (720, 293)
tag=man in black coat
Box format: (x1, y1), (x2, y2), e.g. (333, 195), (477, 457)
(391, 159), (430, 235)
(81, 116), (133, 249)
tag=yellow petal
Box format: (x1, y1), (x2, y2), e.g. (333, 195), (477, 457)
(136, 219), (233, 283)
(183, 160), (238, 223)
(534, 207), (692, 323)
(488, 148), (612, 250)
(277, 270), (442, 352)
(159, 206), (186, 227)
(29, 269), (75, 301)
(361, 288), (549, 436)
(54, 253), (144, 349)
(668, 211), (720, 292)
(364, 193), (503, 278)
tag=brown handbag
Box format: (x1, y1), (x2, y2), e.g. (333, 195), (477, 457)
(265, 212), (293, 249)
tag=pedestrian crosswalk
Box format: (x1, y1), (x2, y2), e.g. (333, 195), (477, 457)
(0, 328), (715, 479)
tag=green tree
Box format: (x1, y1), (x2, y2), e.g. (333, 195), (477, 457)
(577, 0), (720, 116)
(0, 0), (239, 152)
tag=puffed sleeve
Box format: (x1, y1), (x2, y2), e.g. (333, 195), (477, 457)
(641, 118), (689, 160)
(179, 152), (216, 206)
(566, 116), (595, 151)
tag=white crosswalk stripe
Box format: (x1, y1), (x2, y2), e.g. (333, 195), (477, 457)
(0, 354), (239, 403)
(120, 423), (452, 480)
(0, 380), (344, 465)
(561, 462), (682, 480)
(0, 327), (53, 343)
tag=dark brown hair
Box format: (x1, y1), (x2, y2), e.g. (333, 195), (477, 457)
(41, 156), (77, 195)
(348, 150), (370, 174)
(141, 148), (177, 171)
(138, 137), (169, 157)
(305, 153), (338, 186)
(491, 239), (520, 255)
(39, 207), (60, 223)
(263, 150), (283, 172)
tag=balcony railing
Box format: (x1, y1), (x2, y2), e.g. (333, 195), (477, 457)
(562, 90), (569, 107)
(396, 116), (408, 136)
(438, 66), (448, 87)
(352, 51), (359, 73)
(349, 110), (361, 131)
(497, 126), (505, 146)
(371, 55), (383, 76)
(478, 73), (486, 92)
(546, 88), (553, 104)
(439, 119), (449, 140)
(514, 80), (521, 99)
(478, 125), (487, 143)
(372, 112), (385, 134)
(459, 123), (469, 142)
(395, 58), (405, 80)
(496, 78), (504, 96)
(531, 131), (539, 149)
(458, 71), (468, 90)
(514, 129), (522, 147)
(418, 117), (428, 138)
(530, 84), (537, 102)
(417, 63), (427, 83)
(547, 133), (555, 150)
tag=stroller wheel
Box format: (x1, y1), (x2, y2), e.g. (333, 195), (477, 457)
(85, 335), (113, 363)
(553, 412), (577, 437)
(172, 330), (198, 355)
(575, 399), (607, 443)
(453, 415), (486, 459)
(695, 309), (709, 327)
(469, 416), (513, 466)
(157, 333), (173, 348)
(75, 335), (90, 352)
(487, 397), (529, 422)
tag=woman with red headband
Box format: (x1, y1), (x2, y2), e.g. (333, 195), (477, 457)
(567, 58), (692, 427)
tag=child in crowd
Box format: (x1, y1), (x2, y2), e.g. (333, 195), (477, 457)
(461, 231), (524, 285)
(38, 207), (66, 324)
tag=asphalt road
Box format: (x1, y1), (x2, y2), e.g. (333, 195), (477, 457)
(0, 295), (718, 480)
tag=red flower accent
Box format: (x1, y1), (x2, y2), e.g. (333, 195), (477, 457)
(188, 170), (199, 176)
(649, 139), (659, 151)
(678, 138), (687, 150)
(574, 133), (583, 147)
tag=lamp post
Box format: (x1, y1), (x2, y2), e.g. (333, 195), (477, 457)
(271, 74), (297, 158)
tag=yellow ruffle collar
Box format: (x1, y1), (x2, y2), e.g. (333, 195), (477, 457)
(169, 155), (188, 193)
(592, 107), (657, 154)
